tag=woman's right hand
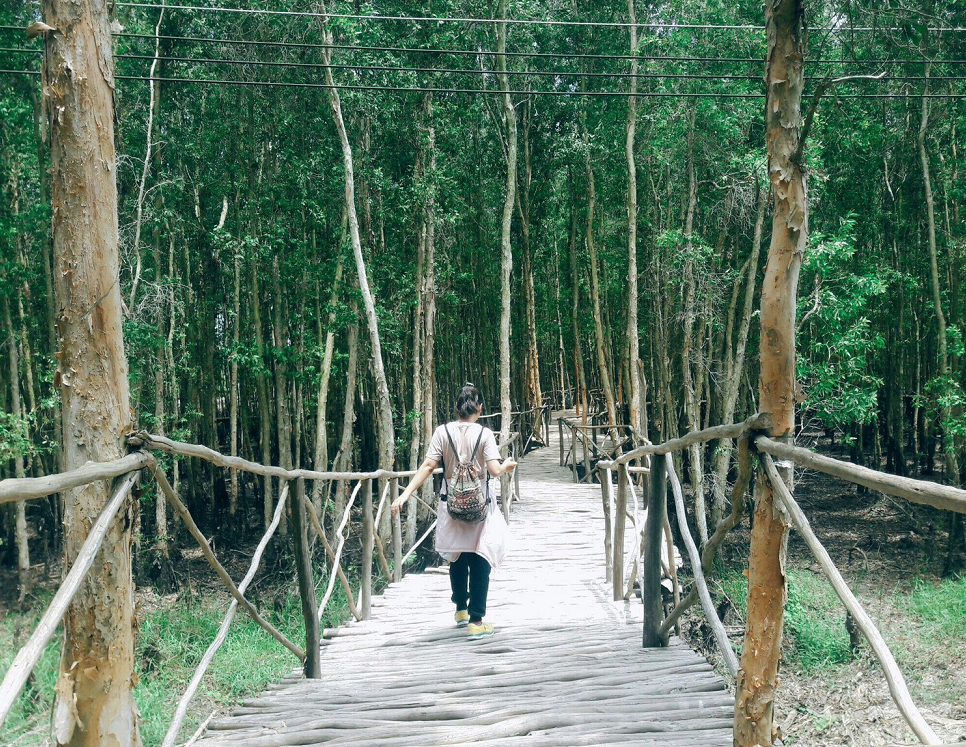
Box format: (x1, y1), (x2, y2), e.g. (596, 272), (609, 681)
(502, 459), (518, 474)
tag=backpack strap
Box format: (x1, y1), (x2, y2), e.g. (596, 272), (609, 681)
(470, 428), (485, 460)
(443, 423), (460, 460)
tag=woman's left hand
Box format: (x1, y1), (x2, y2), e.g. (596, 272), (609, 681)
(391, 493), (410, 514)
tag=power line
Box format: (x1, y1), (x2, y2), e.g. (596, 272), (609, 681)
(114, 3), (966, 33)
(6, 48), (965, 84)
(4, 69), (966, 98)
(114, 3), (766, 29)
(3, 26), (964, 66)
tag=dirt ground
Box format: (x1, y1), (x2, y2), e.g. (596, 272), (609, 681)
(683, 450), (966, 747)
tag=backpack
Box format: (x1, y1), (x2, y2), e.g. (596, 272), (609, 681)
(442, 424), (489, 523)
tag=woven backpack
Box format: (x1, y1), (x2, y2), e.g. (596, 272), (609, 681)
(442, 424), (489, 523)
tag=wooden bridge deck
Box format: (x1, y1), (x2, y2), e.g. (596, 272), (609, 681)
(196, 413), (733, 747)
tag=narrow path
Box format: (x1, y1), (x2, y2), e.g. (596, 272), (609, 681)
(197, 412), (733, 747)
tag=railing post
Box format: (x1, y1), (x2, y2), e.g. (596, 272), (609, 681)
(583, 427), (591, 484)
(642, 454), (668, 647)
(570, 424), (577, 482)
(513, 438), (521, 502)
(391, 477), (402, 583)
(290, 477), (321, 678)
(544, 405), (551, 446)
(558, 418), (564, 466)
(361, 478), (374, 619)
(601, 468), (613, 584)
(612, 463), (628, 600)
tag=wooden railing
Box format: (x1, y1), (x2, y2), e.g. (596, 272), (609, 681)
(479, 404), (552, 452)
(595, 412), (966, 746)
(558, 416), (647, 484)
(0, 427), (530, 743)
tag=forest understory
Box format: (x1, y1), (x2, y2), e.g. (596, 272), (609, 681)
(1, 441), (963, 747)
(682, 439), (966, 747)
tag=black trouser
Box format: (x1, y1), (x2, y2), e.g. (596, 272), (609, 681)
(449, 552), (491, 622)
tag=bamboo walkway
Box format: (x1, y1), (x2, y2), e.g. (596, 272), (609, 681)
(196, 413), (733, 747)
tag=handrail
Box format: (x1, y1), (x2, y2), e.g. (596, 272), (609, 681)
(0, 451), (153, 504)
(149, 462), (306, 660)
(660, 434), (753, 638)
(666, 452), (739, 677)
(756, 435), (966, 514)
(130, 432), (426, 481)
(0, 470), (140, 723)
(759, 452), (941, 745)
(597, 412), (772, 468)
(2, 429), (525, 738)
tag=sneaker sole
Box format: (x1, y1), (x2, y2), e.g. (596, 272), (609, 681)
(467, 631), (495, 640)
(456, 621), (469, 628)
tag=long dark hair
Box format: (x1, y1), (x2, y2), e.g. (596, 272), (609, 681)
(455, 383), (483, 419)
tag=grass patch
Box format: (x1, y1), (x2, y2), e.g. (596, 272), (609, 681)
(904, 575), (966, 640)
(718, 566), (852, 673)
(1, 578), (353, 747)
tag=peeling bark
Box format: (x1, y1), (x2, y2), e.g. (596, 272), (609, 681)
(734, 1), (806, 744)
(42, 0), (141, 742)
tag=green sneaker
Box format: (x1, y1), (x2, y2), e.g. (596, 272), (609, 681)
(467, 622), (495, 640)
(455, 610), (470, 628)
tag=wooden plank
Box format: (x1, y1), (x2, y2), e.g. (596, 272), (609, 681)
(191, 412), (732, 747)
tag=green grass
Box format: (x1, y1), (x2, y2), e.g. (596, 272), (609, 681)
(1, 579), (353, 747)
(718, 566), (853, 673)
(717, 566), (966, 677)
(904, 575), (966, 640)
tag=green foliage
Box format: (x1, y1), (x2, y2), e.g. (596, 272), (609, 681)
(0, 410), (36, 462)
(797, 217), (887, 429)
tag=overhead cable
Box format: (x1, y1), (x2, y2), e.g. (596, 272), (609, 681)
(4, 69), (966, 98)
(114, 3), (966, 33)
(5, 48), (965, 84)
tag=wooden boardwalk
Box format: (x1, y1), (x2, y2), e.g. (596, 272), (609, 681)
(198, 414), (733, 747)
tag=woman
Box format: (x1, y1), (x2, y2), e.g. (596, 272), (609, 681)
(391, 383), (516, 639)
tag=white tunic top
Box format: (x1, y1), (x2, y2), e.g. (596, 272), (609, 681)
(426, 422), (509, 569)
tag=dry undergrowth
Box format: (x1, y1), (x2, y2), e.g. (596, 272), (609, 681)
(682, 459), (966, 747)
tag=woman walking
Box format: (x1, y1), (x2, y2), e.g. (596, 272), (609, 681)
(392, 383), (516, 639)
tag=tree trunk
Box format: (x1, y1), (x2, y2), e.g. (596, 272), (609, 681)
(127, 7), (163, 312)
(713, 182), (766, 514)
(554, 238), (569, 409)
(496, 0), (518, 458)
(680, 108), (707, 544)
(581, 119), (619, 435)
(252, 253), (273, 530)
(42, 0), (141, 741)
(417, 91), (438, 542)
(734, 2), (805, 744)
(569, 194), (589, 421)
(331, 301), (360, 543)
(3, 295), (30, 593)
(313, 247), (345, 513)
(919, 66), (960, 491)
(625, 0), (644, 438)
(516, 99), (543, 437)
(322, 24), (395, 474)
